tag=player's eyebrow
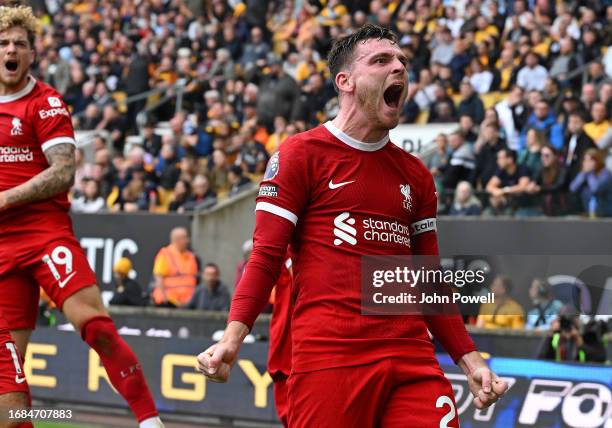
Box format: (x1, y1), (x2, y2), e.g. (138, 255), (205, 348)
(0, 37), (28, 45)
(369, 51), (409, 67)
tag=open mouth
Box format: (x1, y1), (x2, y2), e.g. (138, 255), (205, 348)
(383, 82), (404, 109)
(5, 60), (18, 72)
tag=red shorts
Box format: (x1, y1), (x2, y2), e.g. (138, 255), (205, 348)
(0, 330), (29, 395)
(287, 357), (460, 428)
(0, 233), (97, 330)
(273, 376), (289, 427)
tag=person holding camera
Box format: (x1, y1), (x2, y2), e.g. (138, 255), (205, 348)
(525, 278), (563, 330)
(539, 314), (584, 362)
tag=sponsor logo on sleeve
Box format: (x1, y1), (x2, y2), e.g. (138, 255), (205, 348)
(410, 218), (436, 236)
(258, 184), (278, 197)
(39, 107), (70, 119)
(264, 152), (279, 180)
(48, 96), (62, 107)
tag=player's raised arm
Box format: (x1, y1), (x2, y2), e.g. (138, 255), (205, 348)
(0, 142), (75, 211)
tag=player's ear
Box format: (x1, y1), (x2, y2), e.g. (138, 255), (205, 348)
(335, 70), (355, 93)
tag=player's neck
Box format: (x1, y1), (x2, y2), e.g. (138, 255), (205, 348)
(332, 109), (389, 144)
(0, 75), (31, 96)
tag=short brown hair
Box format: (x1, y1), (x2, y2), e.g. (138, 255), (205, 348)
(0, 6), (38, 48)
(327, 24), (398, 92)
(584, 148), (606, 173)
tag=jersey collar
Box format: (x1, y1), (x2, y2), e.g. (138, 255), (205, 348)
(0, 76), (36, 103)
(324, 121), (389, 152)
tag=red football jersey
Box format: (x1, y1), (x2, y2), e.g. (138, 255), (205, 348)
(0, 77), (76, 235)
(267, 257), (293, 379)
(230, 122), (476, 373)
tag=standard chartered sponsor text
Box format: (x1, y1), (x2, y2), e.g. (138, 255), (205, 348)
(363, 218), (411, 247)
(0, 146), (33, 162)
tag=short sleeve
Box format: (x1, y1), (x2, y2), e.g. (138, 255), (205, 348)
(153, 251), (169, 277)
(255, 137), (310, 225)
(32, 92), (76, 152)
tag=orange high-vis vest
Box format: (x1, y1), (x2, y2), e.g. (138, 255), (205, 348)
(152, 246), (198, 306)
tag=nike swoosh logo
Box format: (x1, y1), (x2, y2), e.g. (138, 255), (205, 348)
(15, 375), (26, 384)
(329, 180), (355, 190)
(58, 271), (77, 289)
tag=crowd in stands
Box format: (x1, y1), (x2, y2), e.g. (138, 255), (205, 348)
(471, 273), (609, 363)
(25, 0), (612, 217)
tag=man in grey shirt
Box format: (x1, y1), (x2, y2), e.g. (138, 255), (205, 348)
(185, 263), (231, 311)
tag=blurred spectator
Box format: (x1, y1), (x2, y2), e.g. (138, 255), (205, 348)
(516, 51), (548, 91)
(581, 83), (598, 116)
(448, 181), (481, 216)
(442, 131), (475, 191)
(152, 227), (198, 307)
(114, 175), (155, 213)
(414, 68), (437, 112)
(142, 122), (163, 158)
(109, 258), (147, 307)
(228, 165), (252, 198)
(458, 114), (478, 144)
(427, 133), (449, 191)
(71, 178), (106, 213)
(486, 148), (532, 216)
(449, 38), (471, 89)
(241, 27), (271, 73)
(207, 149), (230, 195)
(549, 38), (579, 85)
(527, 146), (569, 216)
(467, 58), (493, 94)
(96, 104), (128, 153)
(168, 179), (191, 213)
(254, 55), (301, 129)
(473, 123), (507, 188)
(235, 239), (253, 288)
(44, 48), (71, 95)
(265, 116), (288, 155)
(156, 143), (181, 193)
(569, 149), (612, 217)
(27, 0), (609, 221)
(580, 319), (609, 363)
(585, 61), (611, 91)
(238, 132), (269, 174)
(525, 278), (563, 330)
(540, 309), (584, 361)
(518, 129), (545, 176)
(476, 275), (525, 329)
(457, 80), (485, 124)
(430, 27), (454, 66)
(562, 113), (597, 184)
(297, 72), (334, 127)
(495, 45), (519, 92)
(184, 263), (230, 312)
(428, 84), (457, 123)
(584, 102), (611, 145)
(183, 174), (217, 212)
(495, 86), (527, 150)
(520, 100), (564, 150)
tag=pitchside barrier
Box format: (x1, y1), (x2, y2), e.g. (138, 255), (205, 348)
(27, 328), (611, 427)
(73, 209), (612, 294)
